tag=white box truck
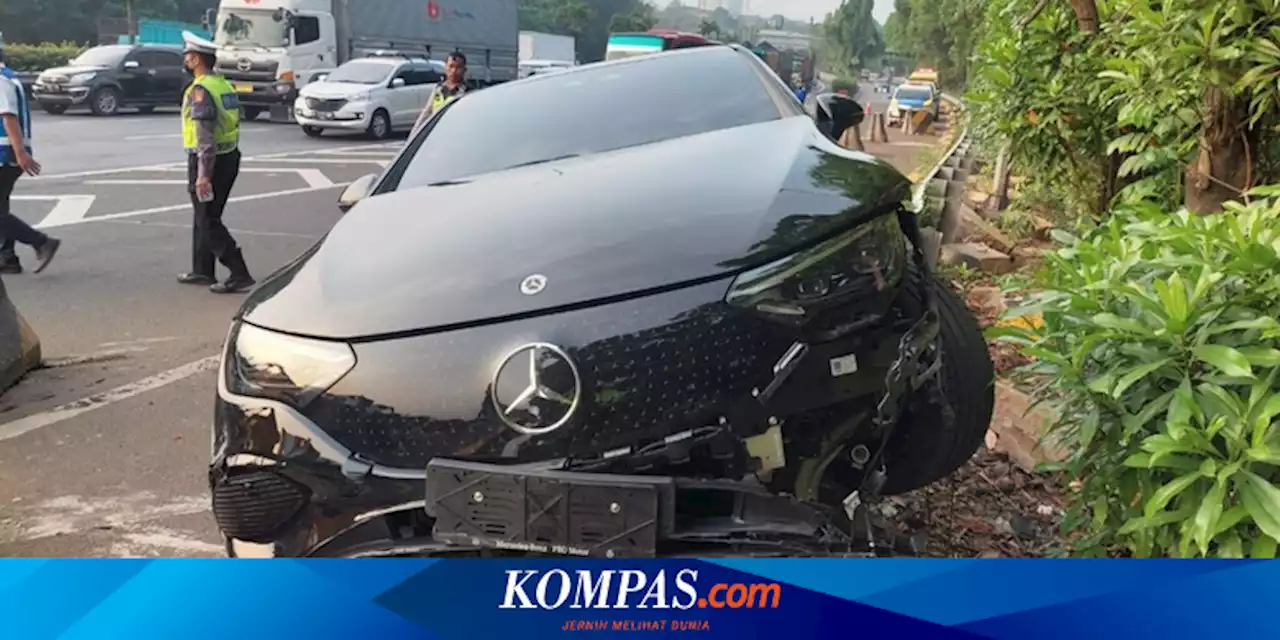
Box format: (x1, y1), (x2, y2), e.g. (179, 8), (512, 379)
(518, 31), (576, 63)
(207, 0), (519, 121)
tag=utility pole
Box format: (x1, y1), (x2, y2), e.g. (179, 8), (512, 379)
(127, 0), (137, 44)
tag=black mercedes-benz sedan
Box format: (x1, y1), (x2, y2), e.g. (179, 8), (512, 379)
(210, 45), (995, 558)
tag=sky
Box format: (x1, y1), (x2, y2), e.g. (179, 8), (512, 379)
(732, 0), (895, 24)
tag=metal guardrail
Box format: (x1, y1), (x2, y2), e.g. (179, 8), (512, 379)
(910, 92), (968, 214)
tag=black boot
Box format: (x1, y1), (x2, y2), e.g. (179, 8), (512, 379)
(178, 272), (217, 285)
(210, 249), (255, 294)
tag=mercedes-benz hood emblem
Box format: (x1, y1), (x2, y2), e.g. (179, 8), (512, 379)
(491, 343), (581, 435)
(520, 273), (547, 296)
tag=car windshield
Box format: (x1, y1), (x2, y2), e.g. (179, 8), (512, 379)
(392, 48), (782, 188)
(325, 61), (393, 85)
(215, 9), (289, 49)
(71, 46), (130, 68)
(896, 88), (931, 102)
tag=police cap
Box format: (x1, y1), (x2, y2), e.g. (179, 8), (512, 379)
(182, 31), (218, 56)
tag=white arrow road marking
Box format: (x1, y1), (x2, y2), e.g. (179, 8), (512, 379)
(148, 166), (334, 188)
(13, 195), (96, 227)
(40, 183), (346, 229)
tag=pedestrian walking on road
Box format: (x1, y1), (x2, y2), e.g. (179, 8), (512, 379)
(411, 52), (468, 133)
(0, 44), (62, 275)
(176, 31), (254, 294)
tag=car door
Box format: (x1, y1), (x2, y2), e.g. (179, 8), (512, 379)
(385, 64), (418, 127)
(117, 49), (150, 101)
(136, 50), (184, 104)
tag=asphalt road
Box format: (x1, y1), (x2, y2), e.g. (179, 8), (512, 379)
(0, 104), (939, 558)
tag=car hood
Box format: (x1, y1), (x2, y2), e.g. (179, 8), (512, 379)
(301, 82), (382, 99)
(40, 66), (108, 79)
(240, 116), (911, 340)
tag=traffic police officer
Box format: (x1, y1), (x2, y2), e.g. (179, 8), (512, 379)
(177, 31), (254, 294)
(411, 51), (468, 133)
(0, 42), (61, 275)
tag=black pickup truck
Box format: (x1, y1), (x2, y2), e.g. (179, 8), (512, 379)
(31, 43), (188, 116)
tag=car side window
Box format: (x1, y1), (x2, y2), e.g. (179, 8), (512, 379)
(294, 16), (321, 45)
(138, 51), (180, 69)
(420, 65), (443, 85)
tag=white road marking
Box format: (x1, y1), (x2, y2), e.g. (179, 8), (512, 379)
(150, 166), (334, 188)
(86, 179), (187, 185)
(0, 356), (219, 442)
(244, 157), (389, 167)
(25, 141), (401, 181)
(37, 182), (346, 229)
(98, 336), (180, 348)
(102, 218), (322, 239)
(314, 149), (399, 158)
(124, 133), (183, 141)
(12, 195), (96, 227)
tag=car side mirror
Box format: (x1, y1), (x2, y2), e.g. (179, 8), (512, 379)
(391, 77), (406, 88)
(814, 92), (865, 143)
(202, 8), (214, 30)
(338, 173), (378, 213)
(123, 60), (140, 69)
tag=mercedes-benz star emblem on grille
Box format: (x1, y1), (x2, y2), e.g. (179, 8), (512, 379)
(237, 59), (253, 72)
(520, 273), (547, 296)
(491, 343), (581, 435)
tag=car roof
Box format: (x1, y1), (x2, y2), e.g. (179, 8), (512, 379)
(349, 56), (443, 68)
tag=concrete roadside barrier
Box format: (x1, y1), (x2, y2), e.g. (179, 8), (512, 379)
(0, 276), (42, 394)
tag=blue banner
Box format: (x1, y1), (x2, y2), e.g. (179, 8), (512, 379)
(1, 559), (1273, 639)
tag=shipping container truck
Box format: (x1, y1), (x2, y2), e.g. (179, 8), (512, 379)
(205, 0), (519, 121)
(518, 31), (575, 63)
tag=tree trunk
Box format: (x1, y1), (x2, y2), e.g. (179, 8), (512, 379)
(990, 141), (1014, 213)
(1069, 0), (1100, 34)
(1185, 86), (1254, 214)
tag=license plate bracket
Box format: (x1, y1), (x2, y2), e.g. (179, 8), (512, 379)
(425, 459), (675, 558)
(235, 84), (253, 93)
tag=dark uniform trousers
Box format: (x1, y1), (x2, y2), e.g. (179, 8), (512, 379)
(187, 149), (242, 275)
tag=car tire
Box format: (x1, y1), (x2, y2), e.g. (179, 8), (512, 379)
(89, 87), (122, 116)
(366, 109), (391, 140)
(302, 125), (323, 138)
(879, 275), (995, 495)
(40, 103), (68, 115)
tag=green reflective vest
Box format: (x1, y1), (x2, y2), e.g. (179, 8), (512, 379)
(182, 74), (240, 154)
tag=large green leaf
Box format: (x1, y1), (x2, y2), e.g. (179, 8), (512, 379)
(1144, 473), (1203, 518)
(1237, 471), (1280, 542)
(1193, 345), (1254, 379)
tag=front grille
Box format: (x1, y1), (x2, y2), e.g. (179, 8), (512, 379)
(212, 469), (309, 542)
(218, 59), (279, 83)
(304, 301), (795, 470)
(306, 97), (347, 112)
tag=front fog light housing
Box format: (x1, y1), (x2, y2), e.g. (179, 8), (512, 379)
(228, 323), (356, 408)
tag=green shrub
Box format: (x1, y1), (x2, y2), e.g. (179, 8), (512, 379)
(4, 43), (89, 72)
(994, 186), (1280, 558)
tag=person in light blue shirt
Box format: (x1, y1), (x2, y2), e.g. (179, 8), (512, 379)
(0, 43), (61, 275)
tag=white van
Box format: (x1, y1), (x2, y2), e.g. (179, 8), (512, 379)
(294, 54), (446, 139)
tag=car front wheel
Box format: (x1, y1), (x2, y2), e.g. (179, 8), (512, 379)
(878, 275), (995, 495)
(90, 86), (122, 116)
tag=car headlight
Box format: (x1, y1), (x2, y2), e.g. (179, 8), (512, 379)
(227, 323), (356, 408)
(350, 91), (371, 102)
(69, 72), (96, 84)
(726, 213), (907, 337)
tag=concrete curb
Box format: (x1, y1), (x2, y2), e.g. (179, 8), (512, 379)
(0, 276), (42, 394)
